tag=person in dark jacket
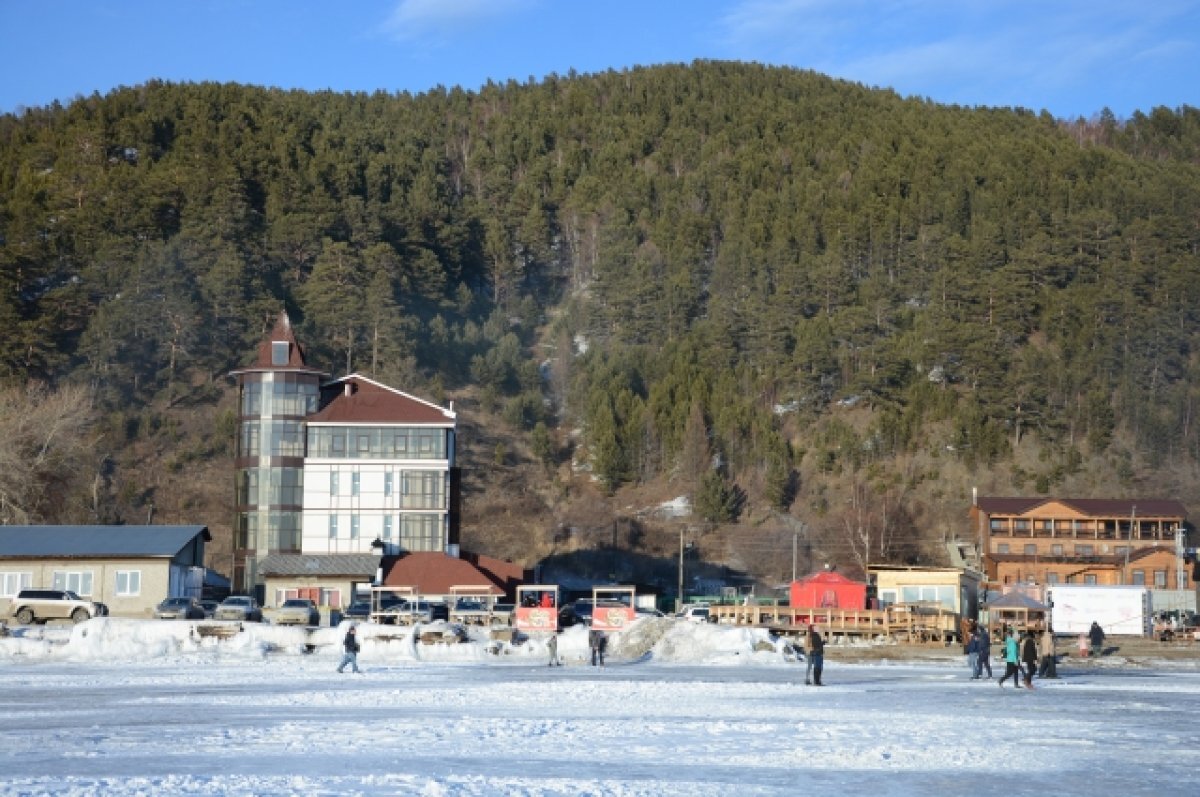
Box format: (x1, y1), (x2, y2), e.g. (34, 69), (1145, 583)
(337, 625), (361, 674)
(589, 629), (607, 666)
(975, 627), (993, 678)
(805, 625), (825, 686)
(1020, 629), (1039, 689)
(1088, 621), (1105, 657)
(966, 628), (980, 679)
(1037, 626), (1059, 679)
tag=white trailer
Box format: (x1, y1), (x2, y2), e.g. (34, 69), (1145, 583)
(1045, 585), (1151, 636)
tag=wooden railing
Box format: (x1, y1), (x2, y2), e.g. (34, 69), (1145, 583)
(708, 601), (961, 642)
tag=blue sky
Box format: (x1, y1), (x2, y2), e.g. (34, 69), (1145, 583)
(1, 0), (1196, 119)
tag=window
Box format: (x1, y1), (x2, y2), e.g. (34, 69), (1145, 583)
(330, 472), (339, 495)
(115, 571), (141, 596)
(1046, 572), (1060, 584)
(383, 516), (392, 540)
(52, 571), (94, 596)
(1051, 544), (1063, 556)
(1131, 570), (1145, 585)
(1154, 570), (1167, 588)
(351, 472), (360, 497)
(1076, 545), (1094, 556)
(320, 588), (342, 609)
(1084, 574), (1097, 585)
(1114, 546), (1129, 557)
(1024, 544), (1037, 555)
(996, 544), (1010, 554)
(350, 515), (360, 540)
(271, 341), (289, 366)
(1, 572), (32, 597)
(329, 515), (339, 539)
(384, 472), (393, 497)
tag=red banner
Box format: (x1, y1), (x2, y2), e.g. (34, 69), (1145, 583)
(515, 606), (558, 632)
(591, 605), (635, 631)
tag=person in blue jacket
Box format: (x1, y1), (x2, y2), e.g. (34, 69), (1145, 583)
(998, 627), (1021, 688)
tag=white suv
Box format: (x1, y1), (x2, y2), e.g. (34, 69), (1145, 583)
(7, 589), (109, 625)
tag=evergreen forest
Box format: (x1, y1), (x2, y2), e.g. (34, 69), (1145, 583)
(3, 61), (1200, 585)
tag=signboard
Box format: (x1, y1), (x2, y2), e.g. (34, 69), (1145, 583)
(590, 603), (636, 631)
(1047, 585), (1150, 636)
(514, 584), (559, 632)
(515, 606), (557, 631)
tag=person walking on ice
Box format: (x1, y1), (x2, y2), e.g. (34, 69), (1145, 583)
(547, 632), (561, 666)
(1020, 628), (1039, 689)
(805, 624), (825, 686)
(337, 625), (361, 674)
(975, 626), (993, 679)
(998, 627), (1021, 688)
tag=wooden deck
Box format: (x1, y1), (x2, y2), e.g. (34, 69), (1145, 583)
(708, 601), (961, 643)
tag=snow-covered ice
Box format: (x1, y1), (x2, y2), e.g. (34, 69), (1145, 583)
(2, 617), (1198, 796)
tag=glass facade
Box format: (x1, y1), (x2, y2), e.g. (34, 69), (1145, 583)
(307, 426), (447, 459)
(235, 371), (321, 586)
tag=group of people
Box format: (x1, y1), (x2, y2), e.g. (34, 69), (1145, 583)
(964, 620), (1062, 689)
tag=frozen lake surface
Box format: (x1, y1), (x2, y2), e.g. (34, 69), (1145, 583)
(1, 618), (1198, 795)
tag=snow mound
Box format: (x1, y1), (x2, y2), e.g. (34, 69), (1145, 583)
(0, 616), (799, 667)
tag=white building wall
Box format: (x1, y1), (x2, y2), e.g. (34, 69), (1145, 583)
(301, 459), (451, 555)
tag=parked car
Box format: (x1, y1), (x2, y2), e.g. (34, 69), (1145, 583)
(199, 600), (220, 618)
(636, 606), (667, 618)
(449, 599), (490, 625)
(343, 600), (371, 621)
(274, 598), (321, 626)
(213, 596), (262, 622)
(377, 600), (448, 624)
(154, 596), (205, 620)
(7, 589), (108, 625)
(677, 604), (712, 623)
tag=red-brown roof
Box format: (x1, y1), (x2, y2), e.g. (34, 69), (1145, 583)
(975, 497), (1187, 518)
(309, 375), (455, 425)
(230, 310), (328, 376)
(381, 552), (503, 595)
(461, 551), (527, 596)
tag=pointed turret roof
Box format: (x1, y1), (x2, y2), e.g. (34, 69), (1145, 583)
(228, 311), (329, 378)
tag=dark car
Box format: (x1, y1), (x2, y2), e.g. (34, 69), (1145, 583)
(154, 596), (205, 620)
(199, 600), (220, 618)
(558, 602), (588, 628)
(343, 600), (371, 620)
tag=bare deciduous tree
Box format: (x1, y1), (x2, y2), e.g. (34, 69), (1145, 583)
(0, 382), (96, 524)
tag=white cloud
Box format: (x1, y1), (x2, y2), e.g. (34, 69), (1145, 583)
(382, 0), (536, 43)
(713, 0), (1197, 114)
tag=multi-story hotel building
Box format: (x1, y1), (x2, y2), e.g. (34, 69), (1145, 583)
(229, 313), (458, 595)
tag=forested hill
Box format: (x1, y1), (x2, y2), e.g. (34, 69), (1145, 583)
(2, 61), (1199, 575)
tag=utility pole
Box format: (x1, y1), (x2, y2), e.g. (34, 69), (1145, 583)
(1123, 505), (1135, 583)
(792, 532), (797, 583)
(677, 528), (685, 614)
(1175, 526), (1186, 591)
